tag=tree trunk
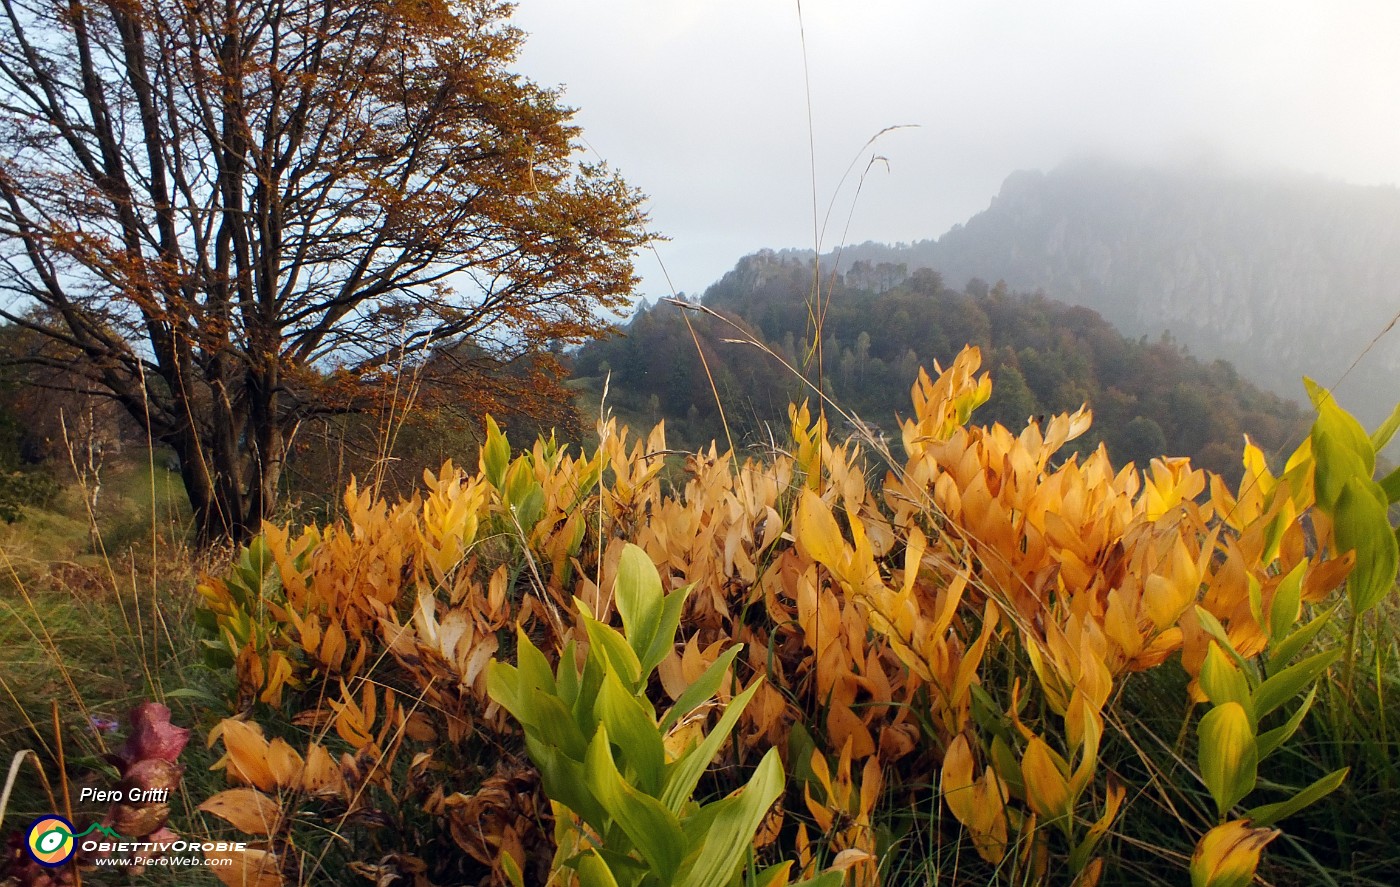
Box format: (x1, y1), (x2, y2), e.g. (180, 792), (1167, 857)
(171, 433), (228, 546)
(169, 414), (282, 546)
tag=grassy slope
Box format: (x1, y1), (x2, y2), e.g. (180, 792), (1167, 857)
(0, 455), (225, 884)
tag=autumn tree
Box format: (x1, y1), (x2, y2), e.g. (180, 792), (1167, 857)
(0, 0), (647, 541)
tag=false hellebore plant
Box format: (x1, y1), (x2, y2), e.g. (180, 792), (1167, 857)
(488, 544), (843, 887)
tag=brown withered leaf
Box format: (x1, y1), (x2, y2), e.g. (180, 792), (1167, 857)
(403, 712), (438, 743)
(235, 646), (265, 710)
(443, 766), (550, 884)
(291, 707), (335, 729)
(199, 788), (283, 835)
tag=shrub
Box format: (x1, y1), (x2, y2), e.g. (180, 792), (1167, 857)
(194, 347), (1398, 886)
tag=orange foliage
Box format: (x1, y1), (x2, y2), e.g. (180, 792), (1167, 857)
(197, 345), (1362, 885)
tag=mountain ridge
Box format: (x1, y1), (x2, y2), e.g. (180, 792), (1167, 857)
(810, 159), (1400, 424)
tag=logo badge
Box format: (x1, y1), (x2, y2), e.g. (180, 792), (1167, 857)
(24, 815), (76, 866)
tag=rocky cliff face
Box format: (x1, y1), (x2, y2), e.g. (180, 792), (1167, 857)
(836, 160), (1400, 424)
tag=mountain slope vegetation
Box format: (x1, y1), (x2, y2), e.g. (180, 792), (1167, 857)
(573, 251), (1305, 481)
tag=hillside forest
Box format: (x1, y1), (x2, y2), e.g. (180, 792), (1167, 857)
(573, 251), (1307, 482)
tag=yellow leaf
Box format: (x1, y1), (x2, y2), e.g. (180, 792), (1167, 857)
(829, 849), (874, 872)
(1143, 574), (1192, 631)
(300, 743), (345, 796)
(968, 768), (1010, 863)
(265, 739), (305, 788)
(1022, 737), (1072, 823)
(207, 846), (283, 887)
(940, 734), (1008, 862)
(826, 704), (875, 760)
(259, 652), (294, 706)
(795, 490), (847, 569)
(320, 620), (347, 671)
(1241, 439), (1276, 499)
(199, 788), (282, 835)
(1190, 820), (1278, 887)
(859, 756), (882, 820)
(218, 720), (276, 792)
(940, 735), (976, 827)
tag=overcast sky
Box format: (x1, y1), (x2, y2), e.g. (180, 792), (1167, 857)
(511, 1), (1400, 302)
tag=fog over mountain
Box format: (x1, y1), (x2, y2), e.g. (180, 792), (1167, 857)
(822, 160), (1400, 425)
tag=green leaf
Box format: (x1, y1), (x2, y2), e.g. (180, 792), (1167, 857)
(482, 415), (510, 490)
(516, 628), (558, 695)
(584, 725), (686, 883)
(1247, 767), (1349, 827)
(572, 648), (606, 734)
(1380, 465), (1400, 505)
(486, 660), (525, 718)
(504, 458), (544, 530)
(200, 641), (234, 669)
(1245, 574), (1265, 636)
(1269, 603), (1340, 674)
(1256, 687), (1316, 760)
(641, 585), (693, 677)
(500, 851), (526, 887)
(594, 669), (666, 795)
(677, 749), (784, 887)
(1371, 402), (1400, 452)
(616, 544), (665, 663)
(786, 721), (819, 787)
(513, 485), (545, 531)
(567, 512), (588, 557)
(1198, 702), (1258, 817)
(576, 851), (623, 887)
(1260, 508), (1291, 566)
(160, 687), (220, 705)
(504, 457), (531, 504)
(1253, 648), (1339, 721)
(583, 613), (643, 690)
(557, 640), (582, 707)
(518, 692), (591, 760)
(1335, 477), (1399, 614)
(1193, 607), (1251, 671)
(489, 649), (587, 760)
(1268, 562), (1307, 647)
(1312, 427), (1369, 510)
(588, 849), (650, 885)
(1200, 642), (1255, 727)
(577, 455), (605, 505)
(990, 734), (1026, 798)
(1306, 377), (1375, 480)
(527, 738), (610, 828)
(660, 644), (742, 732)
(662, 679), (764, 814)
